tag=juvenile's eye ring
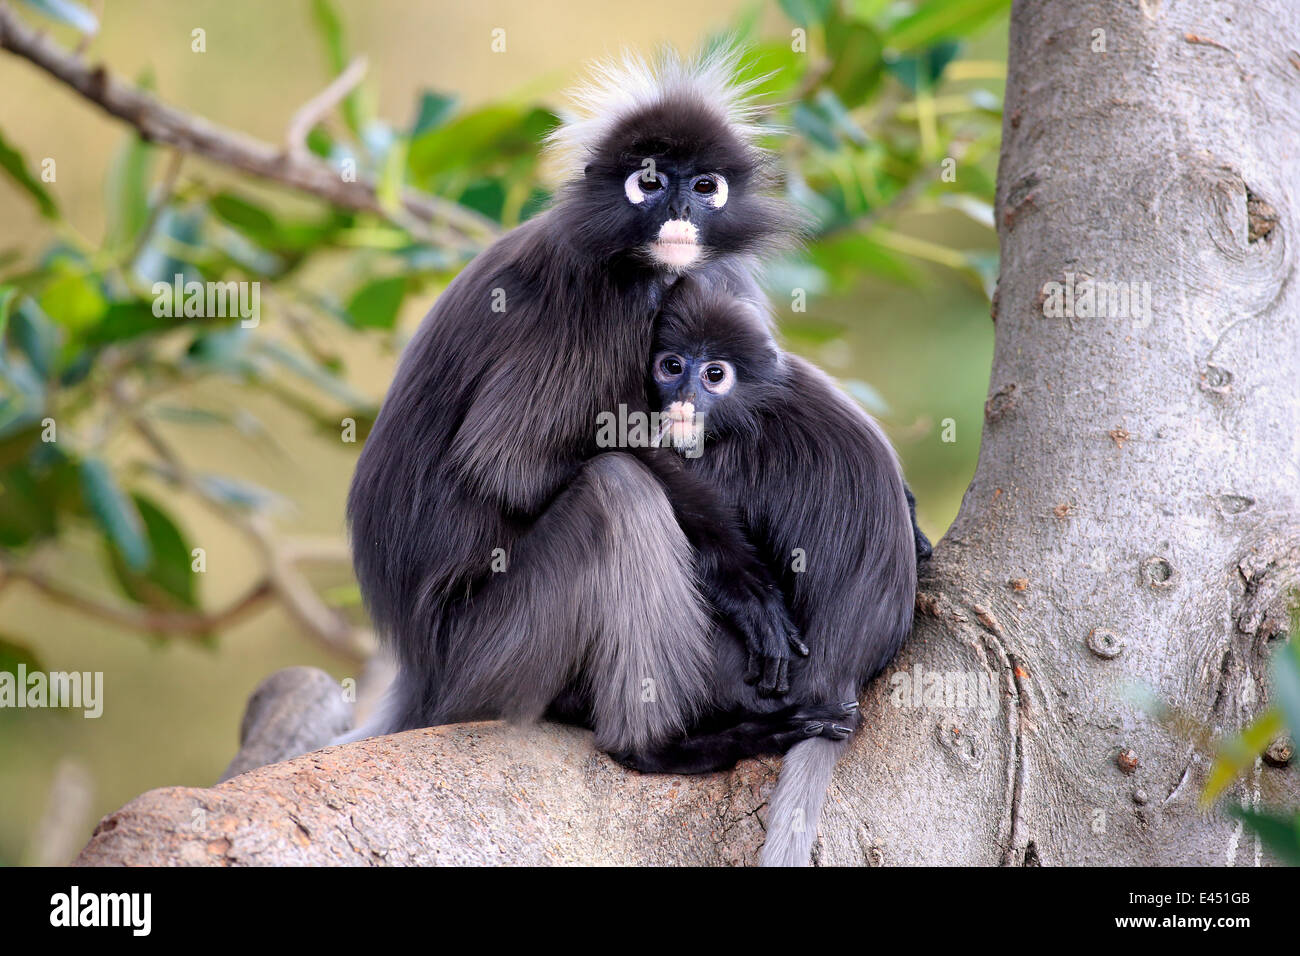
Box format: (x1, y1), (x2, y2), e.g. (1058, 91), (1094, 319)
(700, 360), (735, 394)
(653, 352), (685, 382)
(626, 170), (665, 204)
(692, 173), (729, 209)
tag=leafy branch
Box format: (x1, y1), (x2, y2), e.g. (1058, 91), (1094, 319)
(0, 2), (498, 247)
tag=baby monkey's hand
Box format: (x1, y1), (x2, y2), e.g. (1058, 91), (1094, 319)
(709, 572), (808, 696)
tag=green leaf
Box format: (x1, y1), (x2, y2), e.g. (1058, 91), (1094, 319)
(306, 126), (334, 158)
(344, 275), (406, 329)
(777, 0), (832, 26)
(824, 18), (884, 108)
(1225, 806), (1300, 866)
(811, 232), (918, 287)
(208, 192), (347, 255)
(1201, 706), (1285, 807)
(406, 105), (557, 186)
(20, 0), (98, 32)
(0, 461), (59, 547)
(793, 102), (839, 150)
(456, 179), (508, 222)
(185, 325), (254, 373)
(209, 193), (276, 237)
(79, 457), (151, 572)
(376, 136), (409, 214)
(884, 0), (1009, 52)
(81, 298), (183, 346)
(0, 285), (18, 343)
(0, 127), (58, 219)
(106, 495), (197, 609)
(104, 135), (154, 251)
(813, 89), (869, 145)
(411, 91), (458, 137)
(310, 0), (347, 74)
(132, 205), (204, 286)
(38, 270), (107, 333)
(309, 0), (365, 136)
(886, 41), (962, 91)
(0, 634), (43, 676)
(730, 42), (805, 101)
(846, 0), (895, 22)
(12, 298), (60, 380)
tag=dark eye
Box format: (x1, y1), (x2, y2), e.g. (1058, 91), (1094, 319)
(641, 174), (664, 191)
(660, 356), (683, 375)
(699, 359), (735, 394)
(693, 177), (716, 194)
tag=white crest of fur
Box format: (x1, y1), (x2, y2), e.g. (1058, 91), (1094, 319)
(546, 45), (766, 179)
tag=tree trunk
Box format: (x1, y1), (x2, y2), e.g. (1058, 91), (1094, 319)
(75, 0), (1300, 866)
(875, 0), (1299, 865)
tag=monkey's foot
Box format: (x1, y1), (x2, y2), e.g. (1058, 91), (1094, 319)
(606, 700), (859, 775)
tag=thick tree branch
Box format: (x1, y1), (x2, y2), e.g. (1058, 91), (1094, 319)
(75, 716), (780, 866)
(0, 3), (498, 245)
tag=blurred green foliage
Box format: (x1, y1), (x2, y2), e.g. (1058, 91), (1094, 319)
(1201, 617), (1300, 863)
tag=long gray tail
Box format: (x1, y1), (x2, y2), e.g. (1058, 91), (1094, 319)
(760, 736), (848, 866)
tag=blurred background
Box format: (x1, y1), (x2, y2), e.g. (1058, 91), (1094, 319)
(0, 0), (1006, 863)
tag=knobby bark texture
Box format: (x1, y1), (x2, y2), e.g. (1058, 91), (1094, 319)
(77, 0), (1300, 865)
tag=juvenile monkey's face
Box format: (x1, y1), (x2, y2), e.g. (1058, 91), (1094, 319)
(649, 348), (737, 453)
(648, 287), (784, 451)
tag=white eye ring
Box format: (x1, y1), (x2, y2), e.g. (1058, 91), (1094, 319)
(625, 170), (663, 205)
(700, 360), (735, 394)
(704, 173), (729, 209)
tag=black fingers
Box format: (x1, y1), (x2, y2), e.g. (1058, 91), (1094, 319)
(801, 721), (853, 741)
(760, 653), (790, 697)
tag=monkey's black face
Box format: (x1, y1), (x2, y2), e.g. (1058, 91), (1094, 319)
(563, 98), (790, 270)
(621, 159), (731, 270)
(650, 349), (737, 451)
(650, 282), (785, 453)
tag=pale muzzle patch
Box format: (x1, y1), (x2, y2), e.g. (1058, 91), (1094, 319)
(654, 400), (702, 453)
(650, 219), (701, 269)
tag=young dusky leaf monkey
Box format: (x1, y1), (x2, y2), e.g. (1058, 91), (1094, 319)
(344, 49), (849, 762)
(644, 277), (917, 866)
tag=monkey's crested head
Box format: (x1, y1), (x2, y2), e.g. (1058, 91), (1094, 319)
(549, 46), (796, 270)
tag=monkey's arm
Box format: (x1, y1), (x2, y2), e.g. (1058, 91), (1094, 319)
(629, 446), (807, 696)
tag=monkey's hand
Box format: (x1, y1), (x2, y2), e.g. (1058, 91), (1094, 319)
(709, 574), (807, 697)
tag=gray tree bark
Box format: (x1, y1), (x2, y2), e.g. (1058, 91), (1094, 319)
(76, 0), (1300, 866)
